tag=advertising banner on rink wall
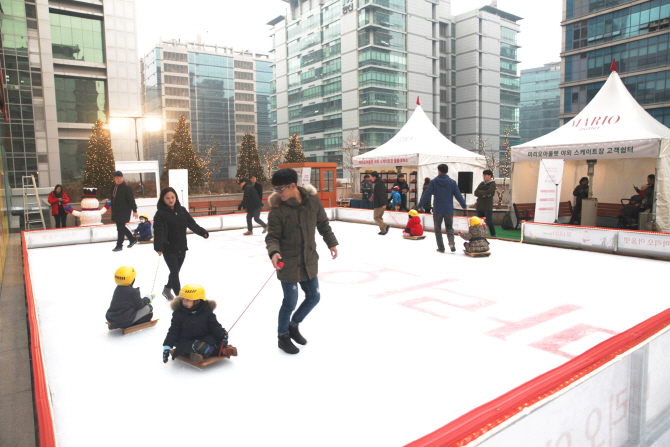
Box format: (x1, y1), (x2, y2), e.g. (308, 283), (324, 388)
(523, 222), (617, 251)
(617, 230), (670, 258)
(534, 159), (565, 223)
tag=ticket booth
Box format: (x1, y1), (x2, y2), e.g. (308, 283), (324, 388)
(278, 162), (337, 208)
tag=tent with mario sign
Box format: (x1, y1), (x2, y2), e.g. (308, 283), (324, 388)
(511, 60), (670, 232)
(352, 98), (486, 206)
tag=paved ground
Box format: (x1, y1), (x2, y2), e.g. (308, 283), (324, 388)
(0, 233), (36, 447)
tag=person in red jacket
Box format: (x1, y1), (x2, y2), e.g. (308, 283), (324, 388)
(47, 184), (70, 228)
(403, 209), (423, 237)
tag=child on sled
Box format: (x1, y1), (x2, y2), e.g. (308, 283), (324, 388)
(403, 209), (424, 237)
(106, 266), (154, 329)
(133, 214), (152, 241)
(162, 284), (236, 364)
(458, 216), (490, 253)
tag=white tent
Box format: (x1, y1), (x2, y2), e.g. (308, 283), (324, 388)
(353, 103), (486, 206)
(512, 66), (670, 231)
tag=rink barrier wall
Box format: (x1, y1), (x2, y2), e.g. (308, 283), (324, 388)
(405, 306), (670, 447)
(21, 232), (57, 447)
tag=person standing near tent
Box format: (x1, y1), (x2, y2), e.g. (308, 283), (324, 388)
(421, 178), (432, 214)
(394, 174), (410, 211)
(474, 170), (497, 237)
(418, 164), (466, 253)
(361, 174), (373, 209)
(370, 171), (390, 235)
(569, 177), (589, 225)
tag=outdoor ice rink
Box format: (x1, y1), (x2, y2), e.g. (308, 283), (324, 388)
(26, 221), (670, 447)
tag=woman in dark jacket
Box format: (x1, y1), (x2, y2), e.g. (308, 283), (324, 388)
(47, 184), (70, 228)
(153, 187), (209, 300)
(569, 177), (589, 225)
(421, 177), (432, 214)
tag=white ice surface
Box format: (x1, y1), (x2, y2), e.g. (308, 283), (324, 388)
(26, 221), (670, 447)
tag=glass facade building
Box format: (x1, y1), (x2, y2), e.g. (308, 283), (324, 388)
(561, 0), (670, 125)
(520, 62), (561, 144)
(141, 41), (272, 179)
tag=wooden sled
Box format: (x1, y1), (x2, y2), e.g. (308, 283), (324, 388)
(403, 235), (426, 240)
(106, 319), (159, 335)
(172, 346), (238, 369)
(139, 238), (154, 244)
(463, 250), (491, 257)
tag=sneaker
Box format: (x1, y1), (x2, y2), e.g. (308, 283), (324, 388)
(112, 246), (122, 252)
(289, 323), (307, 345)
(128, 238), (138, 248)
(262, 227), (268, 234)
(162, 286), (174, 301)
(449, 244), (456, 252)
(436, 248), (445, 253)
(189, 352), (204, 364)
(278, 333), (299, 354)
(243, 231), (253, 236)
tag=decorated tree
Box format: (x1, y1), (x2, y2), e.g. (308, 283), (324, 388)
(162, 115), (204, 187)
(284, 133), (307, 163)
(83, 119), (115, 198)
(260, 142), (286, 179)
(236, 133), (266, 181)
(196, 137), (226, 191)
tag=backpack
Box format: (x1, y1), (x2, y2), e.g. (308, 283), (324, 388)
(502, 213), (514, 230)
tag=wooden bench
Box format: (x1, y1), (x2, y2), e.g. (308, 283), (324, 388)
(190, 201), (213, 216)
(597, 202), (626, 228)
(512, 201), (573, 228)
(210, 199), (242, 215)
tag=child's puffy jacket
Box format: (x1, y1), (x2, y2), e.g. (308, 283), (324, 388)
(405, 215), (423, 236)
(391, 190), (401, 207)
(163, 298), (227, 359)
(134, 221), (152, 238)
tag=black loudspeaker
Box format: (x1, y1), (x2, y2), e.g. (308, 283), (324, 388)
(458, 172), (473, 194)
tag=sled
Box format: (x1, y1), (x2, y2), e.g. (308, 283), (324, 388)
(172, 346), (238, 369)
(139, 238), (154, 244)
(463, 251), (491, 258)
(403, 235), (426, 240)
(106, 319), (159, 335)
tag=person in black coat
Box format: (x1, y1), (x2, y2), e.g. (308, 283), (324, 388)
(162, 285), (233, 364)
(111, 171), (138, 252)
(106, 266), (153, 329)
(569, 177), (589, 225)
(153, 187), (209, 300)
(251, 175), (264, 202)
(370, 171), (390, 235)
(394, 173), (410, 211)
(238, 178), (267, 235)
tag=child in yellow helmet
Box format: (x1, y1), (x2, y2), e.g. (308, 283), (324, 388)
(106, 266), (154, 329)
(162, 284), (235, 364)
(403, 209), (424, 237)
(133, 214), (152, 241)
(458, 216), (490, 253)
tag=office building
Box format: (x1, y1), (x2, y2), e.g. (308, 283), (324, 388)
(520, 62), (561, 144)
(141, 40), (272, 179)
(1, 0), (141, 189)
(268, 0), (521, 179)
(561, 0), (670, 127)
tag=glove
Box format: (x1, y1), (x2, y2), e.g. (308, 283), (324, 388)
(151, 294), (155, 302)
(220, 329), (229, 347)
(163, 346), (171, 363)
(147, 303), (153, 312)
(203, 231), (209, 239)
(238, 205), (242, 211)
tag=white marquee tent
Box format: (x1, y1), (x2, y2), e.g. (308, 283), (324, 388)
(512, 65), (670, 232)
(353, 102), (486, 206)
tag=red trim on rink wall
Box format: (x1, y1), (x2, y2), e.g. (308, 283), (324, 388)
(22, 231), (57, 447)
(405, 306), (670, 447)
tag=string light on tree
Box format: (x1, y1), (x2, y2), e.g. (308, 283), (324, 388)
(236, 133), (266, 181)
(284, 133), (307, 163)
(162, 115), (204, 187)
(260, 142), (287, 179)
(84, 119), (116, 199)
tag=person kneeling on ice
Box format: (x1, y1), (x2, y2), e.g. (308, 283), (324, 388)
(162, 284), (234, 364)
(133, 214), (152, 241)
(106, 266), (154, 329)
(458, 217), (490, 253)
(403, 209), (423, 237)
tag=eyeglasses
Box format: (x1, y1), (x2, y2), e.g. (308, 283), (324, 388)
(272, 185), (289, 193)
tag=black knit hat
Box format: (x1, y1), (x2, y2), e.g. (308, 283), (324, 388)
(113, 171), (123, 177)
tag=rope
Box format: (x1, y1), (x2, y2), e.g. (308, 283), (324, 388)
(150, 257), (161, 296)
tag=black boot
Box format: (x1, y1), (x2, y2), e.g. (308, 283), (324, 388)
(289, 323), (307, 345)
(278, 333), (299, 354)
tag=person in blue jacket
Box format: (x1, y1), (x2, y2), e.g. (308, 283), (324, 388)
(133, 214), (153, 241)
(390, 186), (402, 210)
(417, 164), (467, 253)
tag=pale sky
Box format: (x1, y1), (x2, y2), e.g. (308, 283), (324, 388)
(135, 0), (563, 71)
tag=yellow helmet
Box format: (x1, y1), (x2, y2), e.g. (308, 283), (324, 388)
(139, 214), (149, 220)
(470, 216), (482, 226)
(408, 209), (419, 217)
(114, 266), (136, 286)
(178, 284), (206, 301)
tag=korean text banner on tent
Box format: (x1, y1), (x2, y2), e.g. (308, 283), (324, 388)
(354, 155), (418, 167)
(534, 159), (564, 223)
(513, 139), (659, 162)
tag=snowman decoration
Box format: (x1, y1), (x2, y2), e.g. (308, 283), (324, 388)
(65, 187), (111, 226)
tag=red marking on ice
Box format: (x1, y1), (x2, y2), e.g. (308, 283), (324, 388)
(318, 270), (380, 284)
(486, 305), (582, 340)
(365, 262), (421, 277)
(529, 323), (618, 359)
(400, 297), (450, 319)
(429, 288), (497, 311)
(371, 278), (459, 299)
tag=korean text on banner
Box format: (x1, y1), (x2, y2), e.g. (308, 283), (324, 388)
(534, 159), (565, 223)
(301, 168), (311, 187)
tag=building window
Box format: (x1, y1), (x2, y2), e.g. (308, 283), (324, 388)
(358, 47), (407, 70)
(235, 114), (255, 123)
(439, 22), (448, 38)
(235, 82), (254, 91)
(236, 124), (256, 133)
(165, 86), (189, 97)
(234, 60), (254, 70)
(55, 76), (107, 123)
(166, 98), (189, 108)
(58, 139), (88, 183)
(164, 63), (188, 74)
(235, 103), (255, 112)
(164, 75), (188, 85)
(50, 13), (105, 63)
(359, 88), (407, 108)
(234, 71), (254, 80)
(235, 92), (255, 101)
(501, 27), (517, 45)
(439, 40), (447, 54)
(164, 52), (188, 62)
